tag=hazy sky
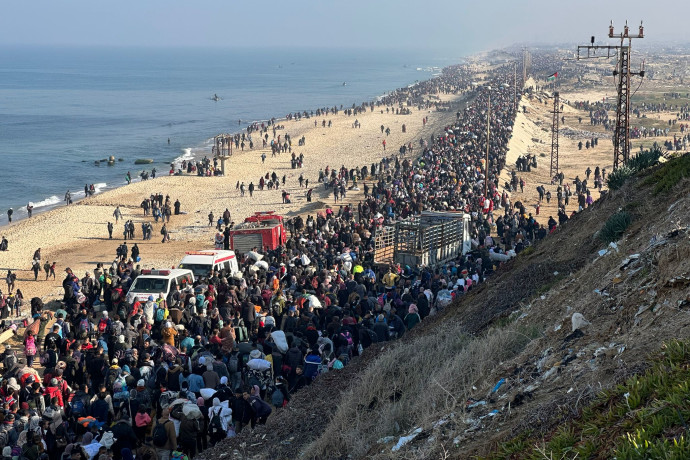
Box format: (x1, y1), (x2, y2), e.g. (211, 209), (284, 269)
(1, 0), (688, 54)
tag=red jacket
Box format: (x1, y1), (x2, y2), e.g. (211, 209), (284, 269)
(44, 385), (64, 407)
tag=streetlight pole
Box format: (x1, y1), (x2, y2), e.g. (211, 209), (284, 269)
(484, 87), (491, 198)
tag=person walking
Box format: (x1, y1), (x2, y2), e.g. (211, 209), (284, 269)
(161, 224), (170, 243)
(113, 206), (122, 223)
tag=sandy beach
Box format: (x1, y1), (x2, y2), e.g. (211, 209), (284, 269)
(0, 87), (466, 302)
(2, 55), (686, 307)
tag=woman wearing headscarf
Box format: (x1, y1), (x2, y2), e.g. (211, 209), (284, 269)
(161, 321), (177, 347)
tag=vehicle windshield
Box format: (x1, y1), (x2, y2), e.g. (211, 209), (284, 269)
(178, 263), (212, 278)
(130, 277), (170, 294)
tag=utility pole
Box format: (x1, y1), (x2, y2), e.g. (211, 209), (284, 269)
(576, 21), (645, 169)
(484, 87), (491, 198)
(514, 61), (518, 112)
(550, 92), (561, 179)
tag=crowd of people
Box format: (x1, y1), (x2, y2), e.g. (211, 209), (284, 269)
(0, 57), (590, 460)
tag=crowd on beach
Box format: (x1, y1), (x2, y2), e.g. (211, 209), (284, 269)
(0, 54), (615, 460)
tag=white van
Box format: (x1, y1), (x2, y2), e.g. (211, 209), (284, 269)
(177, 250), (239, 279)
(126, 268), (194, 303)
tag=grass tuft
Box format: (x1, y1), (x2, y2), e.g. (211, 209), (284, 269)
(598, 211), (632, 244)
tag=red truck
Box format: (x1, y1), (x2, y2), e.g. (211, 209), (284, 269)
(228, 211), (287, 253)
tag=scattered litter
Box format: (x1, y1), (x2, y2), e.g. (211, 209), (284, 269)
(609, 242), (619, 252)
(567, 387), (574, 394)
(554, 323), (562, 332)
(542, 367), (557, 380)
(667, 275), (690, 288)
(553, 271), (559, 276)
(571, 313), (591, 332)
(491, 379), (506, 394)
(524, 383), (540, 393)
(377, 436), (396, 444)
(620, 254), (640, 269)
(433, 418), (449, 428)
(479, 410), (500, 420)
(391, 427), (422, 452)
(467, 400), (487, 409)
(635, 305), (650, 317)
(540, 295), (546, 300)
(563, 329), (584, 343)
(598, 249), (609, 257)
(594, 347), (608, 358)
(593, 289), (610, 297)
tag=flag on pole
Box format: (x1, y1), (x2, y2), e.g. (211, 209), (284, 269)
(547, 72), (558, 82)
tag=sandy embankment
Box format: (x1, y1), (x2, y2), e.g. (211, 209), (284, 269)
(501, 79), (614, 220)
(0, 90), (465, 301)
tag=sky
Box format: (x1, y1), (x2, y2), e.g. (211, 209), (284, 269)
(1, 0), (689, 55)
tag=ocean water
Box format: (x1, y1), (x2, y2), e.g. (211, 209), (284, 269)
(0, 46), (460, 224)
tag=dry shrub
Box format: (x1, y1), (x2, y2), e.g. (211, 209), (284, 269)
(301, 325), (537, 460)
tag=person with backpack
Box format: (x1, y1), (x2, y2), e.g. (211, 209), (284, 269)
(69, 384), (90, 421)
(208, 397), (234, 446)
(24, 330), (37, 367)
(153, 408), (177, 460)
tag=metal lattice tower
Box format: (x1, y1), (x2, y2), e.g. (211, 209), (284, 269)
(613, 42), (631, 168)
(576, 21), (644, 169)
(550, 92), (560, 178)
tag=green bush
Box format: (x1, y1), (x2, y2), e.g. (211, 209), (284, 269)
(607, 147), (663, 190)
(607, 166), (634, 191)
(599, 211), (632, 243)
(644, 153), (690, 195)
(626, 146), (662, 172)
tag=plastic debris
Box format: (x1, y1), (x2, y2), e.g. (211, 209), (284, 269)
(491, 379), (506, 394)
(609, 242), (619, 252)
(467, 400), (487, 409)
(554, 323), (562, 332)
(391, 427), (422, 452)
(571, 313), (590, 332)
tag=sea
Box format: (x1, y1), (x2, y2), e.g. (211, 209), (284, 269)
(0, 46), (461, 224)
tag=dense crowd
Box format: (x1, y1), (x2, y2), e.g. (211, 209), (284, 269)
(0, 60), (570, 460)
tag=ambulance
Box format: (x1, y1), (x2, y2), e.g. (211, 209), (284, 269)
(126, 269), (194, 304)
(177, 250), (239, 279)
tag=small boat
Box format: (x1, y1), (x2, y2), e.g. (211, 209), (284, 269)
(211, 94), (222, 101)
(342, 82), (347, 86)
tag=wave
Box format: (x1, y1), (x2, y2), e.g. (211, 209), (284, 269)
(32, 195), (61, 208)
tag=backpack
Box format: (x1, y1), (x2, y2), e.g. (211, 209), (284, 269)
(152, 420), (169, 447)
(271, 387), (285, 407)
(78, 318), (90, 339)
(71, 396), (86, 417)
(155, 307), (166, 323)
(98, 318), (109, 334)
(208, 409), (224, 437)
(226, 354), (239, 374)
(171, 452), (189, 460)
(340, 331), (354, 346)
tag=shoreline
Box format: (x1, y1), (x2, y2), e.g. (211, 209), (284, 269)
(0, 65), (470, 301)
(1, 71), (457, 230)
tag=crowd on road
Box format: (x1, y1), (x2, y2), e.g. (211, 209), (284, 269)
(0, 58), (590, 460)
